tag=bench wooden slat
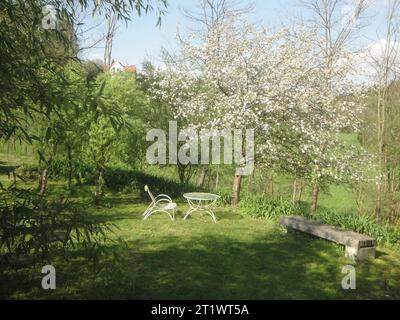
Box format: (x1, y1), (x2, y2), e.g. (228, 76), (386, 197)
(280, 216), (376, 249)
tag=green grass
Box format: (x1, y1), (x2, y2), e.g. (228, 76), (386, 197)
(1, 147), (399, 300)
(1, 189), (400, 300)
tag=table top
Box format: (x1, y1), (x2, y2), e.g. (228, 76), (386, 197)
(183, 192), (220, 201)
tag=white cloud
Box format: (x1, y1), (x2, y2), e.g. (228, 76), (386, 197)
(351, 38), (400, 86)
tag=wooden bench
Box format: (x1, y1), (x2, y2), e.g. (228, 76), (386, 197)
(280, 216), (376, 261)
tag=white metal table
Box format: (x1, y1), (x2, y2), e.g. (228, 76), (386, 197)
(183, 193), (220, 223)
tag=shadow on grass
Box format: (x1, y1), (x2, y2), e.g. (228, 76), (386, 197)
(2, 229), (399, 300)
(376, 250), (389, 259)
(2, 191), (399, 300)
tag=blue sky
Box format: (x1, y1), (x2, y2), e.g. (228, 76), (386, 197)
(82, 0), (387, 68)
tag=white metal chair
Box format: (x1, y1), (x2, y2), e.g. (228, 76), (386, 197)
(143, 185), (177, 221)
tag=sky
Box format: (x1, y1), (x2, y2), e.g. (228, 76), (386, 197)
(80, 0), (389, 69)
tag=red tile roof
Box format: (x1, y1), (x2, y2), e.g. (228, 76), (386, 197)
(124, 65), (136, 73)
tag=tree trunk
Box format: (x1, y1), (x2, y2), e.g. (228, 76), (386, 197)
(197, 166), (207, 188)
(388, 170), (399, 224)
(177, 163), (188, 184)
(67, 145), (73, 189)
(310, 184), (319, 213)
(215, 165), (220, 189)
(356, 184), (364, 215)
(297, 180), (304, 202)
(104, 11), (117, 71)
(12, 169), (17, 189)
(292, 179), (298, 203)
(94, 169), (105, 203)
(293, 179), (304, 203)
(269, 176), (274, 197)
(39, 167), (49, 196)
(248, 168), (255, 193)
(375, 182), (382, 222)
(75, 173), (82, 185)
(231, 174), (242, 206)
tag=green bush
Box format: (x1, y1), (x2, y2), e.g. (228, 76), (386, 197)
(103, 169), (136, 190)
(0, 188), (115, 266)
(216, 189), (232, 206)
(51, 159), (93, 180)
(18, 164), (39, 180)
(239, 196), (300, 220)
(18, 160), (93, 182)
(100, 168), (205, 198)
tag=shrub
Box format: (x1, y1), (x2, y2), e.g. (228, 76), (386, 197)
(96, 168), (206, 198)
(0, 188), (115, 266)
(18, 164), (39, 180)
(216, 189), (232, 206)
(18, 160), (94, 182)
(239, 196), (300, 220)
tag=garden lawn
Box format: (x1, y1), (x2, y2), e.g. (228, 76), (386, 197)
(1, 190), (400, 300)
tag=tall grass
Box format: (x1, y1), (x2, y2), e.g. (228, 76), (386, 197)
(239, 195), (400, 248)
(239, 196), (301, 220)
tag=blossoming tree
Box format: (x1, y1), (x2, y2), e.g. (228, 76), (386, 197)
(150, 12), (371, 208)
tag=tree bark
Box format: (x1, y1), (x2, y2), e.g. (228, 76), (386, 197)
(12, 169), (17, 189)
(310, 184), (319, 213)
(215, 165), (220, 189)
(94, 169), (105, 203)
(269, 176), (274, 197)
(292, 179), (298, 203)
(298, 180), (303, 202)
(375, 182), (382, 221)
(231, 174), (242, 206)
(104, 11), (117, 71)
(293, 179), (304, 203)
(67, 144), (73, 189)
(197, 166), (207, 188)
(75, 173), (82, 185)
(39, 167), (49, 196)
(248, 168), (255, 193)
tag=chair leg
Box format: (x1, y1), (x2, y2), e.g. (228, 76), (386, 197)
(143, 203), (155, 216)
(167, 211), (174, 221)
(143, 211), (152, 220)
(144, 209), (175, 221)
(143, 206), (157, 220)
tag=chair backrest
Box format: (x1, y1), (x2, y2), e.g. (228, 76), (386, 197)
(144, 185), (156, 202)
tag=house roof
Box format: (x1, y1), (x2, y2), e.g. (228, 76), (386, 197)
(110, 60), (124, 68)
(124, 65), (136, 73)
(109, 60), (136, 73)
